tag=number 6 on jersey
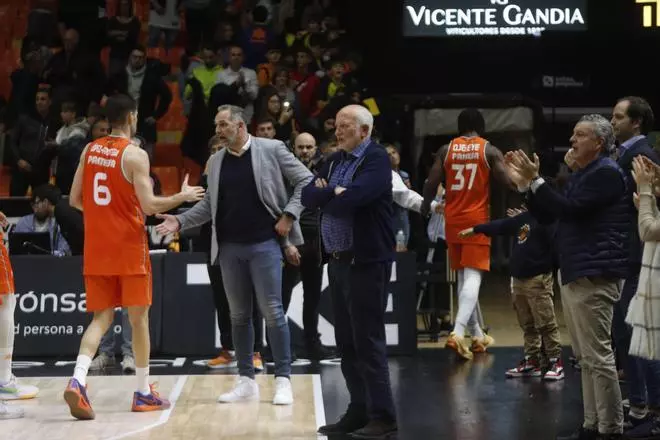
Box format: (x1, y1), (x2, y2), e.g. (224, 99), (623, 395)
(450, 163), (477, 191)
(93, 172), (111, 206)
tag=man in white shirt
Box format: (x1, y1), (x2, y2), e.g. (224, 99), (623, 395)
(216, 46), (259, 123)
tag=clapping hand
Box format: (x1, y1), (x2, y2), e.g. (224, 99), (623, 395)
(508, 150), (540, 181)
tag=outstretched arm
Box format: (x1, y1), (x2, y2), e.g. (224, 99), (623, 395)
(127, 147), (204, 215)
(422, 144), (448, 214)
(69, 144), (90, 211)
(486, 144), (517, 191)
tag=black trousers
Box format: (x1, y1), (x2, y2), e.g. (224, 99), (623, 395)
(280, 241), (324, 345)
(328, 258), (396, 423)
(207, 263), (262, 352)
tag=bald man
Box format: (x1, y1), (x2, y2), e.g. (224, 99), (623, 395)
(302, 105), (397, 438)
(289, 133), (335, 360)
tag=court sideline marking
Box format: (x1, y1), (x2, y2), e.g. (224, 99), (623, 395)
(313, 374), (326, 430)
(103, 374), (188, 440)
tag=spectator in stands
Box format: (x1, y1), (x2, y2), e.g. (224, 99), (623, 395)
(26, 0), (59, 47)
(257, 89), (294, 142)
(181, 0), (212, 53)
(43, 28), (106, 113)
(241, 5), (273, 69)
(291, 47), (321, 119)
(14, 184), (70, 257)
(216, 45), (259, 123)
(147, 0), (182, 53)
(106, 45), (173, 155)
(106, 0), (141, 77)
(185, 44), (223, 104)
(49, 101), (89, 194)
(90, 309), (135, 373)
(255, 117), (277, 139)
(6, 50), (44, 129)
(386, 143), (413, 245)
(257, 46), (282, 87)
(272, 67), (296, 107)
(9, 86), (57, 196)
(315, 59), (355, 115)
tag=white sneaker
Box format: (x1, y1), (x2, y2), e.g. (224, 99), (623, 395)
(272, 377), (293, 405)
(121, 355), (136, 374)
(0, 402), (24, 419)
(217, 376), (259, 403)
(0, 376), (39, 401)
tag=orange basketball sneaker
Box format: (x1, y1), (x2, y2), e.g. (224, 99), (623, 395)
(131, 383), (171, 412)
(63, 378), (95, 420)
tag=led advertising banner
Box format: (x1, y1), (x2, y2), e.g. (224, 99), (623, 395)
(403, 0), (588, 37)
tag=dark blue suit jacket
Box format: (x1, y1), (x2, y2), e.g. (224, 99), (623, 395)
(301, 140), (395, 263)
(617, 137), (660, 275)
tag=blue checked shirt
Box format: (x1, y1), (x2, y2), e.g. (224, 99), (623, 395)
(321, 139), (371, 252)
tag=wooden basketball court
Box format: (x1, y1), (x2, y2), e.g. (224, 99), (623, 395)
(1, 375), (324, 440)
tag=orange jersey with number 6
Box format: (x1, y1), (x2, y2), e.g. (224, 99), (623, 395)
(82, 136), (149, 276)
(443, 136), (491, 245)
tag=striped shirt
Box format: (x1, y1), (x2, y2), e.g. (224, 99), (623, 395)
(321, 139), (370, 253)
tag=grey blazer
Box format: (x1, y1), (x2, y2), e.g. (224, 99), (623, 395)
(175, 136), (314, 264)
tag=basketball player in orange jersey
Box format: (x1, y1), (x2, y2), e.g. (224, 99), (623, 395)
(422, 109), (517, 360)
(0, 213), (39, 420)
(63, 94), (205, 420)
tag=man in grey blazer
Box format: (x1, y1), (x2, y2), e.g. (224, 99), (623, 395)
(156, 105), (313, 405)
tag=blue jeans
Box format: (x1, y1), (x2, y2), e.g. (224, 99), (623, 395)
(218, 239), (291, 379)
(99, 309), (133, 357)
(613, 273), (660, 409)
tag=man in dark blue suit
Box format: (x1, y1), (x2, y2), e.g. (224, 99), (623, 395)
(302, 104), (397, 439)
(508, 114), (629, 440)
(610, 96), (660, 431)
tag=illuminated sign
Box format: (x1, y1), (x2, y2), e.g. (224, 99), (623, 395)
(635, 0), (660, 27)
(403, 0), (587, 37)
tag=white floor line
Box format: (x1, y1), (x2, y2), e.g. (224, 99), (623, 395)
(104, 374), (188, 440)
(312, 374), (326, 431)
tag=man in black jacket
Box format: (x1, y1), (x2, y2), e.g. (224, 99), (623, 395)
(610, 96), (660, 429)
(106, 45), (172, 151)
(508, 114), (628, 440)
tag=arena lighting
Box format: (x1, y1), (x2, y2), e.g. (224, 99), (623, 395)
(403, 0), (588, 37)
(635, 0), (660, 27)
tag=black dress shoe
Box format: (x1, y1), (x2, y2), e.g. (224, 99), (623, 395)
(557, 427), (599, 440)
(350, 420), (398, 439)
(318, 409), (368, 435)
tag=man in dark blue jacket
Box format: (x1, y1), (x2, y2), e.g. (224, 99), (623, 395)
(302, 104), (396, 439)
(610, 96), (660, 430)
(508, 114), (628, 440)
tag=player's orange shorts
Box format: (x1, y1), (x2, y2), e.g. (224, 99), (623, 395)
(84, 273), (152, 312)
(447, 243), (491, 272)
(0, 257), (15, 305)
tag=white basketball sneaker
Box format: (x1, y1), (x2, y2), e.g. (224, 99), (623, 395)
(272, 377), (293, 405)
(0, 375), (39, 400)
(0, 401), (24, 419)
(217, 376), (259, 403)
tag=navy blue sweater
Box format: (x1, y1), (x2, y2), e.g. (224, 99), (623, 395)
(216, 149), (277, 244)
(617, 138), (660, 276)
(528, 156), (629, 285)
(474, 212), (555, 279)
(301, 141), (395, 263)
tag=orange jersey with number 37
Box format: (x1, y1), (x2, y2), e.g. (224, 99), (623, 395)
(443, 136), (491, 245)
(82, 136), (150, 276)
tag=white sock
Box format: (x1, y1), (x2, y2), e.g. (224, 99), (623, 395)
(136, 367), (150, 395)
(468, 310), (485, 339)
(73, 355), (92, 386)
(453, 268), (483, 338)
(0, 294), (17, 385)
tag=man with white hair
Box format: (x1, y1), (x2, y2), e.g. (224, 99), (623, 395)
(302, 105), (397, 439)
(507, 114), (629, 440)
